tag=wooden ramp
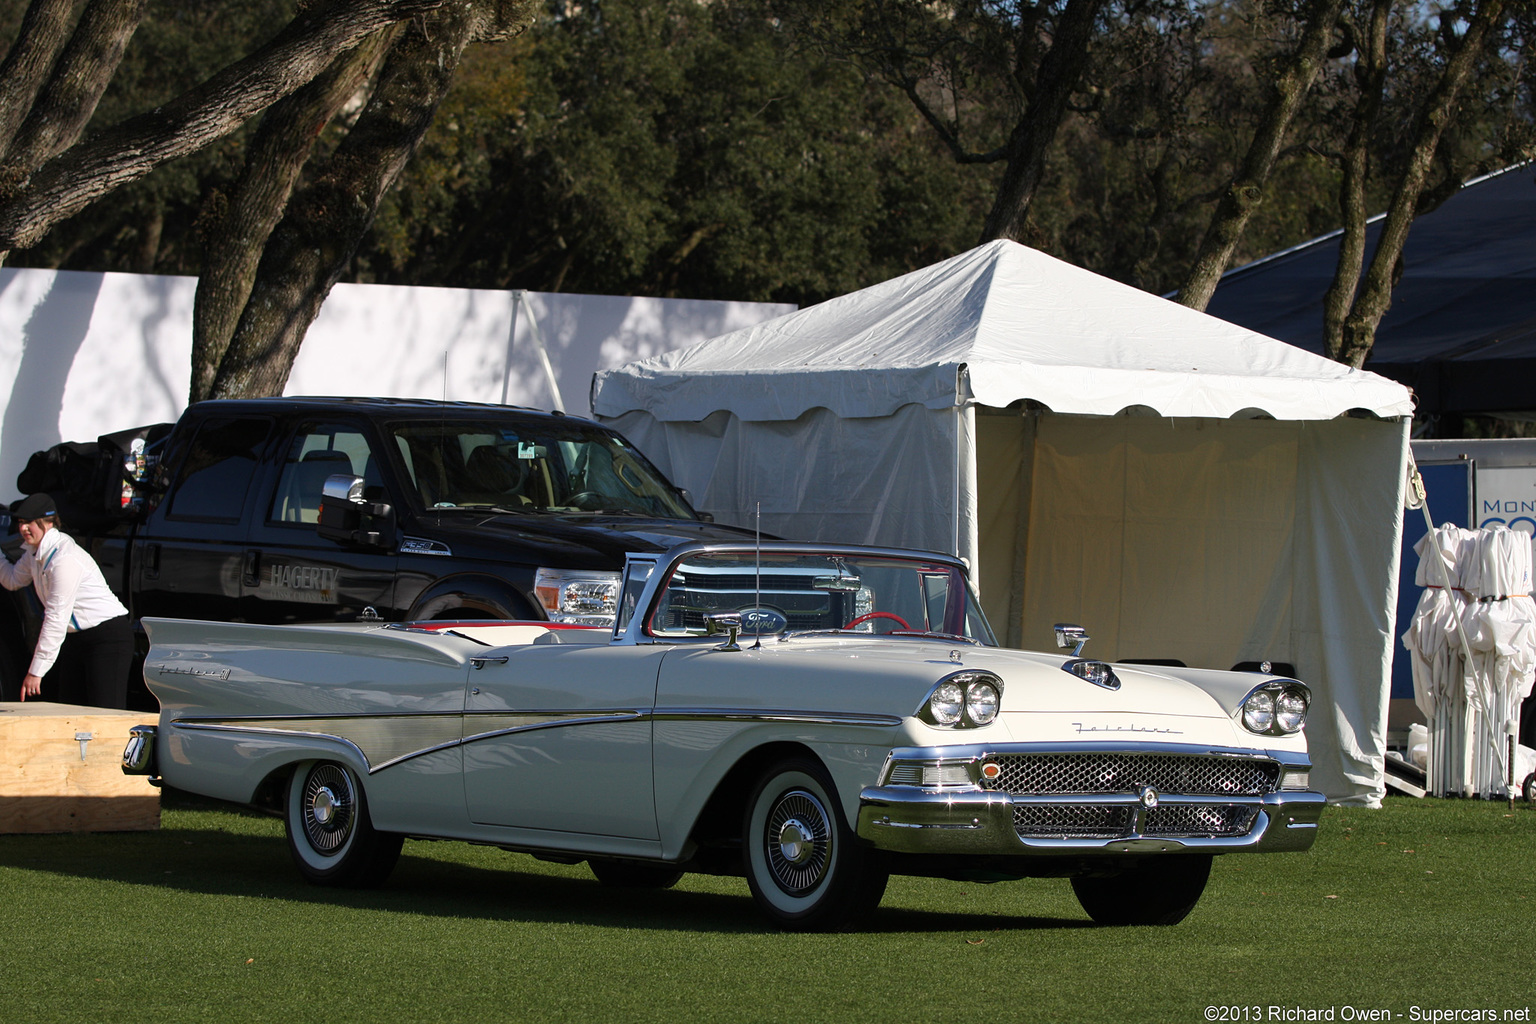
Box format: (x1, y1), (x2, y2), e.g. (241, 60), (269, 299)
(0, 702), (160, 833)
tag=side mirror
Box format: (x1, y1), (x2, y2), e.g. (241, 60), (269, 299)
(1054, 622), (1089, 657)
(317, 473), (395, 549)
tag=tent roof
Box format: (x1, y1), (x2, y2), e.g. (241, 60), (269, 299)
(592, 240), (1413, 423)
(1204, 165), (1536, 415)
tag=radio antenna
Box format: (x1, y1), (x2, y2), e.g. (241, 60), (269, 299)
(753, 501), (762, 649)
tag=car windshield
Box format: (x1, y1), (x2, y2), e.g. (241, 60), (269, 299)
(645, 551), (997, 644)
(386, 419), (694, 518)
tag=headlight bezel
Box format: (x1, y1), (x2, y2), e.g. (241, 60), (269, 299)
(1239, 679), (1311, 736)
(917, 670), (1004, 728)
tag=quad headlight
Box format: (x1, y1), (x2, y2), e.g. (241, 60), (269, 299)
(919, 671), (1003, 728)
(1240, 680), (1310, 736)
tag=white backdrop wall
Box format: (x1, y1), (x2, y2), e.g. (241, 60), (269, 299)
(0, 267), (792, 500)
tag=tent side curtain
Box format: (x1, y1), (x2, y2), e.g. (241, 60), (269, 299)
(606, 405), (970, 560)
(978, 413), (1407, 804)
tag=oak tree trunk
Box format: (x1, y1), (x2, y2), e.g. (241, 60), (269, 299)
(978, 0), (1105, 243)
(1175, 0), (1345, 311)
(190, 28), (397, 404)
(1320, 0), (1390, 363)
(2, 0), (149, 176)
(207, 0), (538, 400)
(0, 0), (85, 159)
(1333, 0), (1507, 369)
(0, 0), (445, 257)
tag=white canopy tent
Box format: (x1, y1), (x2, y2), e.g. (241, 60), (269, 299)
(593, 240), (1415, 804)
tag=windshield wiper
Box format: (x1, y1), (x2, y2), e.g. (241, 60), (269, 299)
(430, 503), (535, 515)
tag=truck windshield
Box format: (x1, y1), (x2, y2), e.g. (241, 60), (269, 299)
(387, 420), (695, 518)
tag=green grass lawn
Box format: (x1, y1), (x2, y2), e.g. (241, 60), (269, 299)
(2, 794), (1532, 1024)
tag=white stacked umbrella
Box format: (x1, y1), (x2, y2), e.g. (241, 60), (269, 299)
(1462, 526), (1536, 798)
(1403, 525), (1474, 796)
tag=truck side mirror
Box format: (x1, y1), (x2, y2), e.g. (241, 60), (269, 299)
(317, 473), (395, 549)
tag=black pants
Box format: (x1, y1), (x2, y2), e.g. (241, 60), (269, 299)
(40, 614), (133, 709)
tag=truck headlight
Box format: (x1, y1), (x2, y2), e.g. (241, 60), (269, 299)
(535, 568), (621, 626)
(1240, 680), (1310, 736)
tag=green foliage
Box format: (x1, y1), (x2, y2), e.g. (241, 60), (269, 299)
(359, 0), (995, 304)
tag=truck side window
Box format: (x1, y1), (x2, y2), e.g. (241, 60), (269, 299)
(166, 417), (273, 522)
(271, 424), (382, 524)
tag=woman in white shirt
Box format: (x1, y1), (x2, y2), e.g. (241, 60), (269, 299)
(1, 492), (132, 708)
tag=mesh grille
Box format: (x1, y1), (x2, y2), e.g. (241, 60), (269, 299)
(1011, 803), (1261, 840)
(1144, 805), (1259, 838)
(1014, 805), (1132, 839)
(985, 752), (1280, 797)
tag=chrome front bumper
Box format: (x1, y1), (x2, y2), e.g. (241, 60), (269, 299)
(856, 786), (1324, 855)
(855, 742), (1326, 857)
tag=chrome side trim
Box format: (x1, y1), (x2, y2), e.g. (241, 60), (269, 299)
(651, 707), (903, 728)
(172, 720), (376, 771)
(170, 704), (899, 776)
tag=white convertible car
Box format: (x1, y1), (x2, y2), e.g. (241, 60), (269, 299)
(123, 542), (1323, 930)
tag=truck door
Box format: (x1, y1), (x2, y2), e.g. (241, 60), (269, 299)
(133, 415), (274, 623)
(242, 420), (401, 623)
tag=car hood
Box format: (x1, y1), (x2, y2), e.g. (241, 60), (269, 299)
(659, 635), (1279, 752)
(407, 510), (757, 567)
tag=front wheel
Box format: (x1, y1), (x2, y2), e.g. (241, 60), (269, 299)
(285, 760), (403, 888)
(743, 758), (887, 931)
(1070, 855), (1212, 926)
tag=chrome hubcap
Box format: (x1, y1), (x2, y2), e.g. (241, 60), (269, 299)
(776, 818), (814, 865)
(764, 788), (831, 895)
(301, 764), (356, 854)
(311, 786), (339, 827)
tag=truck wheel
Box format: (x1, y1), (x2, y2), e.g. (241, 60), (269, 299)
(1523, 772), (1536, 804)
(1070, 855), (1212, 926)
(285, 760), (402, 888)
(743, 757), (887, 931)
(588, 858), (684, 889)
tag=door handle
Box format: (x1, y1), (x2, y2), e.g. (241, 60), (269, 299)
(470, 657), (509, 670)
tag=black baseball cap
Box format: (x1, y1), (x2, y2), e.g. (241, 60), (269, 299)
(14, 493), (57, 521)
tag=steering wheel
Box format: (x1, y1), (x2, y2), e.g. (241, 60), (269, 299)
(844, 611), (910, 631)
(565, 490), (605, 510)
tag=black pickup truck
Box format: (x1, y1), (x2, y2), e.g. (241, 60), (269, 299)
(0, 397), (754, 705)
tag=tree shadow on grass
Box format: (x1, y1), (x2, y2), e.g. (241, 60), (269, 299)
(0, 790), (1093, 935)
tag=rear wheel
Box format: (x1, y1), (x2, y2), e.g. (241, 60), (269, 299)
(284, 760), (402, 887)
(588, 858), (684, 889)
(743, 758), (888, 931)
(1070, 855), (1212, 926)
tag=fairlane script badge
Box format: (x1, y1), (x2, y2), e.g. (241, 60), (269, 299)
(153, 664), (232, 680)
(1072, 722), (1183, 735)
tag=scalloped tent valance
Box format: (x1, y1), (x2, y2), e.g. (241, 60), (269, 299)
(592, 240), (1413, 423)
